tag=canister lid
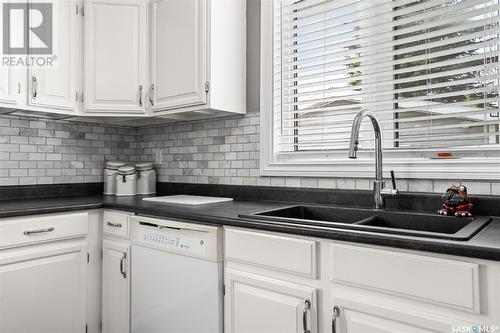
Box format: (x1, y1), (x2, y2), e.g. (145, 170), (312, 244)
(117, 165), (136, 175)
(106, 161), (126, 170)
(135, 162), (154, 171)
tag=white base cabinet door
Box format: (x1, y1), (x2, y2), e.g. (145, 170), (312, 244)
(0, 241), (87, 333)
(102, 239), (130, 333)
(28, 0), (83, 114)
(225, 269), (317, 333)
(332, 306), (440, 333)
(84, 0), (146, 115)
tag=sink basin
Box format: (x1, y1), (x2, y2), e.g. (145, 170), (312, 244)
(239, 205), (491, 240)
(251, 205), (374, 225)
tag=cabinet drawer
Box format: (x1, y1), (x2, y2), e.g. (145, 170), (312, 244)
(103, 211), (132, 239)
(225, 228), (317, 278)
(330, 243), (480, 313)
(0, 212), (88, 249)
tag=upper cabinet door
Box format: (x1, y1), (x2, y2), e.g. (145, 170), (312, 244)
(84, 0), (146, 114)
(150, 0), (207, 112)
(28, 0), (82, 113)
(0, 1), (22, 108)
(0, 65), (20, 108)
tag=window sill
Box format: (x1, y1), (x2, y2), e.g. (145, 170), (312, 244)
(260, 156), (500, 180)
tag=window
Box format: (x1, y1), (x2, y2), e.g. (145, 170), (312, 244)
(261, 0), (500, 179)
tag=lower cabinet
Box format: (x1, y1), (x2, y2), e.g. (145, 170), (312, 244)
(224, 227), (500, 333)
(102, 239), (130, 333)
(0, 241), (87, 333)
(225, 269), (317, 333)
(332, 307), (436, 333)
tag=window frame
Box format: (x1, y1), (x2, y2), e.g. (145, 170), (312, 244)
(260, 0), (500, 180)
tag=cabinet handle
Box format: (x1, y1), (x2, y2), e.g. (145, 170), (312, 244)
(106, 221), (122, 228)
(120, 252), (127, 279)
(332, 305), (340, 333)
(149, 84), (154, 106)
(303, 299), (311, 333)
(32, 76), (38, 99)
(24, 227), (54, 236)
(138, 85), (143, 107)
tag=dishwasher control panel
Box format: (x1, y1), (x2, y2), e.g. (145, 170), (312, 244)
(130, 216), (221, 262)
(137, 227), (208, 256)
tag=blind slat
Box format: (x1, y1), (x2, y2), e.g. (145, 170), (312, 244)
(273, 0), (500, 152)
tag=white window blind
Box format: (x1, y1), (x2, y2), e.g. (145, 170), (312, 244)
(273, 0), (500, 153)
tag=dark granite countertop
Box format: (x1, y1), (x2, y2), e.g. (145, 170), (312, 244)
(0, 194), (499, 262)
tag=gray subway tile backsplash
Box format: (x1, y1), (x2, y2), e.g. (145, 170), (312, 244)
(0, 112), (499, 195)
(0, 114), (131, 186)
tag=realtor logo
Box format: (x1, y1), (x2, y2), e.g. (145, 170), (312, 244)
(2, 3), (53, 55)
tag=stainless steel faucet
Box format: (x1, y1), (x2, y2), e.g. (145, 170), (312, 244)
(348, 109), (398, 209)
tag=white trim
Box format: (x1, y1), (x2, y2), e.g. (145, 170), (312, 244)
(259, 0), (500, 180)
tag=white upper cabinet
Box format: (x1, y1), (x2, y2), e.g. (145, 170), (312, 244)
(0, 1), (22, 109)
(28, 0), (83, 114)
(149, 0), (207, 111)
(0, 65), (20, 109)
(149, 0), (246, 118)
(84, 0), (146, 115)
(2, 0), (245, 122)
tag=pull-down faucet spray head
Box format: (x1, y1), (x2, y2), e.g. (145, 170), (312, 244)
(348, 136), (359, 159)
(348, 109), (372, 159)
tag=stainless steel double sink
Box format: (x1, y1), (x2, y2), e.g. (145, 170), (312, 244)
(239, 205), (491, 241)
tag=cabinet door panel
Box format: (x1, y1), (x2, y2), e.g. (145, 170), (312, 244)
(102, 239), (130, 333)
(337, 308), (440, 333)
(0, 243), (86, 333)
(28, 0), (82, 113)
(84, 0), (146, 114)
(331, 294), (452, 333)
(150, 0), (206, 112)
(0, 1), (21, 107)
(0, 67), (19, 107)
(225, 269), (317, 333)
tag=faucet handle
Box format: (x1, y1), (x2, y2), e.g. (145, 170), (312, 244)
(381, 171), (398, 197)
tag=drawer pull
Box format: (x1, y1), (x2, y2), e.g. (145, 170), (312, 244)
(303, 299), (311, 333)
(120, 252), (127, 279)
(23, 227), (55, 236)
(107, 222), (122, 228)
(332, 305), (340, 333)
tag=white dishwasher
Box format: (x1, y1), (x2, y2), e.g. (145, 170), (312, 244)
(130, 215), (223, 333)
